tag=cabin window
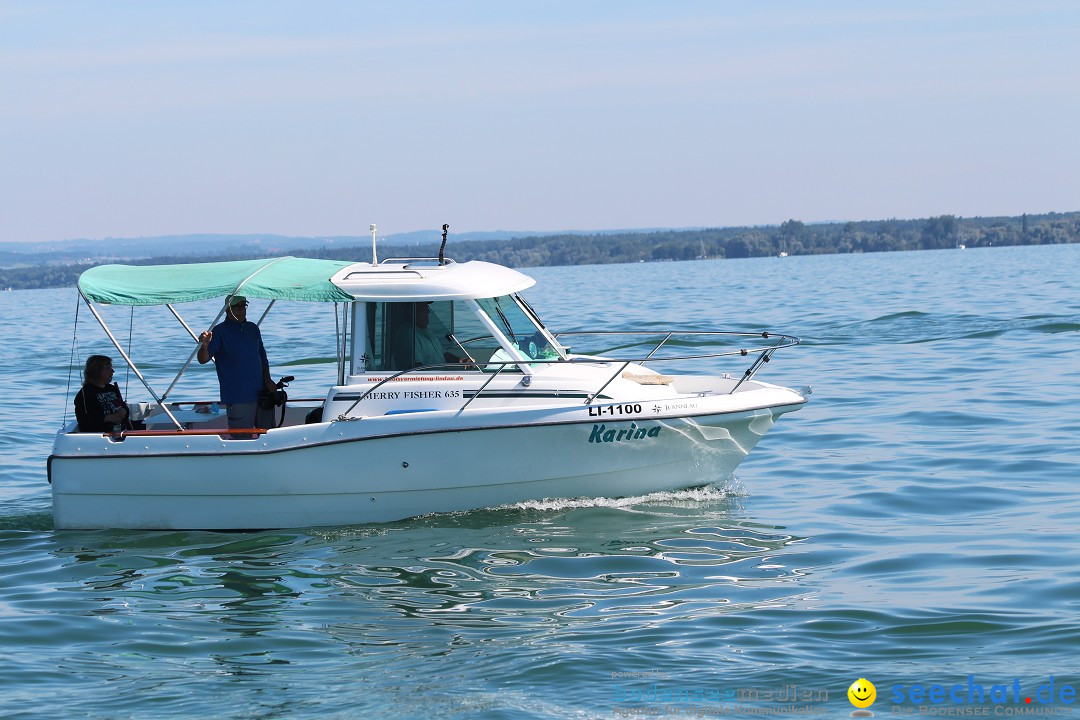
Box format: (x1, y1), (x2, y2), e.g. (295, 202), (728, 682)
(368, 301), (470, 371)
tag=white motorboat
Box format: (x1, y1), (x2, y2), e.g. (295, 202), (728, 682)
(50, 247), (809, 530)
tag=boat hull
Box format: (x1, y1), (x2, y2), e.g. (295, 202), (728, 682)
(50, 401), (801, 530)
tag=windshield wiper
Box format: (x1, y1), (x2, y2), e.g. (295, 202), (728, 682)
(492, 300), (518, 344)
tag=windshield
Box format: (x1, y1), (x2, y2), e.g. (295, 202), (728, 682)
(474, 295), (562, 360)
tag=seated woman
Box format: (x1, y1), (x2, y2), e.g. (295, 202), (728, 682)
(74, 355), (133, 433)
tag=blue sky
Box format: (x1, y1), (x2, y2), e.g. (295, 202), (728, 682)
(1, 1), (1077, 243)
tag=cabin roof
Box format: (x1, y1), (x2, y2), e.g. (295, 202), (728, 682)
(330, 259), (534, 301)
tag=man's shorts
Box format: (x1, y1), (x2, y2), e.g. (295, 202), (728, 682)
(225, 402), (275, 439)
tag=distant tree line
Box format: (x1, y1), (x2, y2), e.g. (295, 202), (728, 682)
(2, 211), (1077, 291)
(0, 250), (283, 293)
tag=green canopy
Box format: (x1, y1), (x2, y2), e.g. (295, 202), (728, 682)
(78, 257), (356, 306)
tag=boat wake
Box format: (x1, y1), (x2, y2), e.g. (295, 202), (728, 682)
(398, 479), (747, 530)
(494, 480), (743, 514)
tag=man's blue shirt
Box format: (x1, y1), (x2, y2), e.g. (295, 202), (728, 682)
(207, 319), (268, 404)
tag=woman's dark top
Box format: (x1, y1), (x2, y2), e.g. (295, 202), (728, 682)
(74, 382), (131, 432)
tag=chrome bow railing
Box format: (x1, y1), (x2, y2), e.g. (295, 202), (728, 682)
(335, 330), (801, 420)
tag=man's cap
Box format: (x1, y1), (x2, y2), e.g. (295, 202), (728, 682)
(229, 295), (248, 307)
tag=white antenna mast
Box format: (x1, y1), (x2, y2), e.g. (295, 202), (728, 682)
(370, 224), (378, 264)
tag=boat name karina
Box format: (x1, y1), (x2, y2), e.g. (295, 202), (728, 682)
(588, 422), (661, 444)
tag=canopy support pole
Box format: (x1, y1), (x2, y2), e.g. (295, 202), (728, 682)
(336, 302), (345, 385)
(230, 257), (292, 305)
(125, 306), (134, 397)
(255, 299), (275, 326)
(166, 303), (201, 342)
(63, 293), (82, 428)
(79, 291), (183, 430)
(161, 302), (227, 403)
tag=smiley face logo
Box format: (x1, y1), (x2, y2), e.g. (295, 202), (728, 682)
(848, 678), (877, 709)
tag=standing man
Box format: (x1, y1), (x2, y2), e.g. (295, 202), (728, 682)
(197, 295), (276, 435)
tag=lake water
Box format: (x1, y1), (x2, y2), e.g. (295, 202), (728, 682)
(1, 244), (1078, 719)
